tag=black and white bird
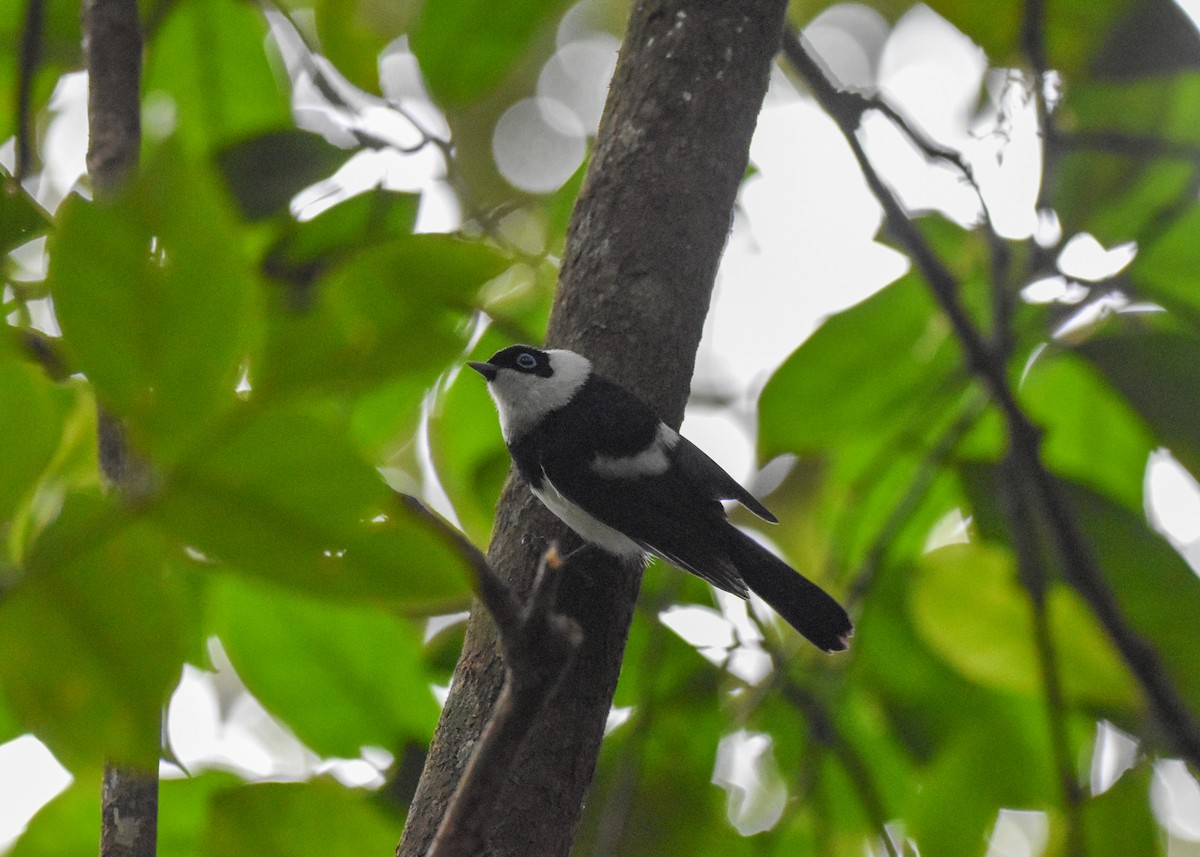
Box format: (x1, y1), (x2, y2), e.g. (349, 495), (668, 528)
(467, 344), (853, 653)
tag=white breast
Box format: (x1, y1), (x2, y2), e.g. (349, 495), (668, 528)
(532, 472), (646, 560)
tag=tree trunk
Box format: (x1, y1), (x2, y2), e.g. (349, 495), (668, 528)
(397, 1), (788, 855)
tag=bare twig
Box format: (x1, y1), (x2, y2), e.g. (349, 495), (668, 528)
(782, 28), (1200, 770)
(779, 678), (900, 857)
(397, 494), (584, 857)
(424, 546), (583, 857)
(998, 457), (1086, 855)
(16, 0), (44, 181)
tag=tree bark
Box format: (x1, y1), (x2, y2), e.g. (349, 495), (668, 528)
(85, 1), (158, 855)
(397, 1), (788, 855)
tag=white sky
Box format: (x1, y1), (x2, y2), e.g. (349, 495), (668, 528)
(4, 1), (1200, 851)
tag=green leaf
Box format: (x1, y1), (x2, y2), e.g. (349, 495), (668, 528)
(911, 542), (1138, 709)
(204, 780), (402, 857)
(7, 779), (97, 857)
(258, 234), (508, 397)
(1091, 0), (1200, 80)
(47, 142), (258, 465)
(1130, 204), (1200, 322)
(10, 772), (240, 857)
(1072, 485), (1200, 718)
(151, 402), (472, 607)
(1083, 764), (1162, 857)
(143, 0), (291, 154)
(0, 176), (51, 254)
(0, 0), (80, 143)
(1077, 331), (1200, 477)
(209, 574), (439, 758)
(264, 188), (422, 284)
(215, 130), (350, 222)
(1, 496), (194, 768)
(759, 274), (961, 458)
(0, 350), (72, 529)
(428, 333), (516, 546)
(314, 0), (414, 93)
(1053, 153), (1195, 248)
(411, 0), (571, 108)
(1019, 351), (1156, 512)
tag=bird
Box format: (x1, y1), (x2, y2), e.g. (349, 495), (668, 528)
(467, 344), (853, 653)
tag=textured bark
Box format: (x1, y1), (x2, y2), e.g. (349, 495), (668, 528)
(397, 1), (788, 855)
(84, 0), (141, 197)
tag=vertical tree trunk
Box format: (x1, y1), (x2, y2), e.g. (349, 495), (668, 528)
(84, 1), (158, 855)
(397, 1), (788, 855)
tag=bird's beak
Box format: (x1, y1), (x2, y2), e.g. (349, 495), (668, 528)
(467, 361), (497, 381)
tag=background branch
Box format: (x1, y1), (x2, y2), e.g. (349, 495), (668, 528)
(781, 27), (1200, 770)
(84, 0), (159, 854)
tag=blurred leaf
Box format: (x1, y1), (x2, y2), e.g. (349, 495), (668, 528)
(0, 0), (77, 142)
(1053, 152), (1195, 248)
(205, 780), (402, 857)
(144, 0), (291, 154)
(1019, 350), (1156, 511)
(151, 402), (472, 608)
(1083, 764), (1162, 857)
(427, 332), (517, 546)
(0, 176), (51, 254)
(314, 0), (413, 93)
(911, 543), (1138, 708)
(216, 130), (350, 221)
(760, 274), (960, 458)
(907, 702), (1056, 857)
(1, 496), (194, 768)
(1130, 204), (1200, 321)
(0, 349), (72, 530)
(1077, 331), (1200, 477)
(348, 373), (429, 461)
(1072, 485), (1200, 718)
(47, 141), (258, 465)
(1091, 0), (1200, 79)
(11, 771), (241, 857)
(7, 779), (97, 857)
(411, 0), (570, 107)
(264, 188), (421, 284)
(1062, 74), (1200, 151)
(209, 574), (439, 758)
(258, 234), (508, 396)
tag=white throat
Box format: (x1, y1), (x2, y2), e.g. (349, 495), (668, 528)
(487, 349), (592, 443)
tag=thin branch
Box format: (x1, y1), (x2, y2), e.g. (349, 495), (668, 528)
(1052, 128), (1200, 164)
(425, 545), (583, 857)
(999, 456), (1086, 855)
(85, 0), (159, 850)
(396, 494), (585, 857)
(846, 390), (989, 605)
(779, 677), (900, 857)
(782, 28), (1200, 770)
(16, 0), (44, 181)
(17, 329), (70, 380)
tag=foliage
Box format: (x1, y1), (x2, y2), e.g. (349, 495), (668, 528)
(2, 0), (1199, 854)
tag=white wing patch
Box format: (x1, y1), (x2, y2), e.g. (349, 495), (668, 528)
(591, 423), (680, 478)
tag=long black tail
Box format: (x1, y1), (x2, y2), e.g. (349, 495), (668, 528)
(727, 528), (853, 653)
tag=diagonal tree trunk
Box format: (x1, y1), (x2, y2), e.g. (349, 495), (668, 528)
(397, 1), (789, 854)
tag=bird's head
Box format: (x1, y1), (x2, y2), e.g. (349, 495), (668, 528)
(468, 345), (592, 443)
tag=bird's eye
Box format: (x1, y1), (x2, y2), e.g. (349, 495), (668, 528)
(516, 352), (538, 370)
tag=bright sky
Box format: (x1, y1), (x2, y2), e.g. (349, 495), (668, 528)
(4, 1), (1200, 851)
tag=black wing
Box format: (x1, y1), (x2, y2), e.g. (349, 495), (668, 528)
(521, 376), (752, 595)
